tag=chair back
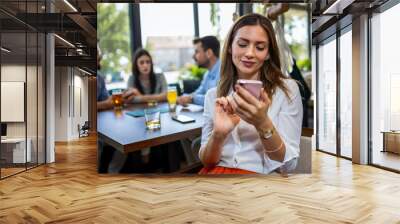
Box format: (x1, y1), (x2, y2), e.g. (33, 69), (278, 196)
(182, 79), (201, 94)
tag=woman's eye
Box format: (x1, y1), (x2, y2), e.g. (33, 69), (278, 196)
(238, 42), (247, 48)
(256, 46), (265, 51)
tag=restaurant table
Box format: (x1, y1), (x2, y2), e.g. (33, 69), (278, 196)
(97, 103), (204, 172)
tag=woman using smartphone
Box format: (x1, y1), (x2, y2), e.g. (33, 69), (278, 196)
(199, 13), (303, 174)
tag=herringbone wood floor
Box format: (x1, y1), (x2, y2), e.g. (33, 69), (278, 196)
(1, 135), (400, 223)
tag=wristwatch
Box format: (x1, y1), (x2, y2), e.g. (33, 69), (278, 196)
(259, 126), (275, 140)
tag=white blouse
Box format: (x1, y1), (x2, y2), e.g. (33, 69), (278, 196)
(199, 79), (303, 174)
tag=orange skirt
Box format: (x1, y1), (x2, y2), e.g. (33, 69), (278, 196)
(198, 166), (256, 174)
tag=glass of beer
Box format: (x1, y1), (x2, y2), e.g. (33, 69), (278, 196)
(144, 107), (161, 130)
(111, 89), (123, 109)
(167, 86), (177, 113)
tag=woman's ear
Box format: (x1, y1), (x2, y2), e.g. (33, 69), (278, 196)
(265, 54), (270, 61)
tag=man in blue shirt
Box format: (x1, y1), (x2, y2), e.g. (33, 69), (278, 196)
(97, 46), (113, 111)
(97, 45), (116, 173)
(177, 36), (220, 106)
(177, 36), (220, 165)
(97, 74), (113, 110)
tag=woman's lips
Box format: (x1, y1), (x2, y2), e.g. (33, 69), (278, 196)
(241, 60), (256, 68)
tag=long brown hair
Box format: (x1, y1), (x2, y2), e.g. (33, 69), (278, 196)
(218, 13), (291, 99)
(132, 48), (156, 94)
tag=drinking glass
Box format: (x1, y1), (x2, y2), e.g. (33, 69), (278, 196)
(111, 89), (123, 109)
(144, 107), (161, 130)
(167, 86), (177, 113)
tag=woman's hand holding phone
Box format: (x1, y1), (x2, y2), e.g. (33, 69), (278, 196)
(227, 82), (271, 130)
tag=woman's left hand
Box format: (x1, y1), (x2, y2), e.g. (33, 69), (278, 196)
(123, 88), (141, 102)
(227, 84), (271, 130)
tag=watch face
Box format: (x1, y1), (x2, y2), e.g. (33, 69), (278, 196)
(262, 128), (273, 139)
(264, 132), (273, 139)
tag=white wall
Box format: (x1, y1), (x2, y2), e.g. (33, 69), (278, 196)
(55, 67), (68, 141)
(54, 67), (89, 141)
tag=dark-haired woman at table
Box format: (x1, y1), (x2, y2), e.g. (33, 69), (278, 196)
(123, 48), (168, 104)
(122, 49), (168, 168)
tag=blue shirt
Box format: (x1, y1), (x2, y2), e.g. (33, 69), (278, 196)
(191, 59), (221, 105)
(97, 73), (109, 101)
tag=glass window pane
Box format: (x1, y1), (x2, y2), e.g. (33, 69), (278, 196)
(140, 3), (195, 84)
(283, 7), (309, 61)
(27, 31), (38, 169)
(318, 37), (337, 154)
(1, 1), (46, 179)
(38, 33), (46, 165)
(1, 30), (28, 177)
(198, 3), (237, 41)
(371, 3), (400, 171)
(97, 3), (131, 90)
(340, 29), (352, 158)
(252, 3), (267, 15)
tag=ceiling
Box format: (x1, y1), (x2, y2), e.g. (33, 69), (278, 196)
(311, 0), (390, 43)
(0, 0), (97, 72)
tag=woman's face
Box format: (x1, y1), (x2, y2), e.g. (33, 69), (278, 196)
(231, 25), (269, 80)
(137, 55), (152, 76)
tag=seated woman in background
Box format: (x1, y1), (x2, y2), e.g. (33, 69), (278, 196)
(123, 48), (167, 103)
(199, 13), (303, 175)
(122, 48), (167, 166)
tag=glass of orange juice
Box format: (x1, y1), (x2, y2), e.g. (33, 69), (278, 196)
(167, 86), (177, 113)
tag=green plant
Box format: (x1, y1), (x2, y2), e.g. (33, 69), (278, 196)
(297, 58), (311, 72)
(190, 65), (207, 80)
(179, 64), (207, 81)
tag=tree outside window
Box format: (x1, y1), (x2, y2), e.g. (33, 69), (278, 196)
(97, 3), (131, 89)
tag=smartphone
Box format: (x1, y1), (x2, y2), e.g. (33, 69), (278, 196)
(237, 79), (263, 99)
(172, 114), (196, 124)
